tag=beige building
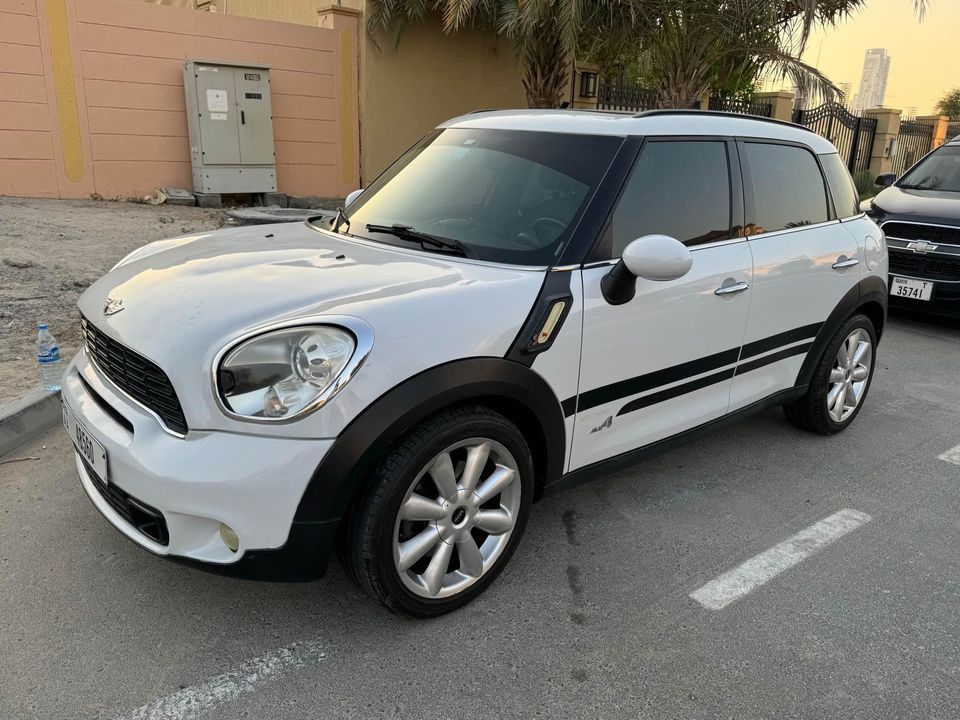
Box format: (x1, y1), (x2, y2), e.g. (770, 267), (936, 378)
(147, 0), (529, 185)
(0, 0), (528, 199)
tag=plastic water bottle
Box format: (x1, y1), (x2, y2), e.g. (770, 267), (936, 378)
(37, 323), (61, 392)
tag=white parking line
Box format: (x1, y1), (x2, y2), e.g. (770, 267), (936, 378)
(115, 639), (327, 720)
(690, 508), (872, 611)
(938, 444), (960, 466)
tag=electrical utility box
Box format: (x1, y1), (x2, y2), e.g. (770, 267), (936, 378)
(183, 60), (277, 194)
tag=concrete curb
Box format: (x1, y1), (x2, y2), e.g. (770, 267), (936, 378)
(0, 388), (61, 457)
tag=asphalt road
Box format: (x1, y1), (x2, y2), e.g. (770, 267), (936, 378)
(2, 311), (960, 720)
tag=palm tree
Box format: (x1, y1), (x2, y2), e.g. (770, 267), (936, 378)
(367, 0), (930, 110)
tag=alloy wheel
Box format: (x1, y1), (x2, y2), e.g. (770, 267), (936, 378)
(393, 438), (521, 599)
(826, 328), (873, 423)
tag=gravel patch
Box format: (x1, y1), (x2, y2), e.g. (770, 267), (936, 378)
(0, 196), (227, 405)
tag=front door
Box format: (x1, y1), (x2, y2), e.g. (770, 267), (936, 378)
(570, 139), (753, 471)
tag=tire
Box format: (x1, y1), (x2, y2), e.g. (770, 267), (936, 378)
(343, 405), (534, 617)
(783, 313), (877, 435)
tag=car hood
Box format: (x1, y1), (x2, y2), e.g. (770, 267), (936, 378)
(78, 222), (546, 433)
(873, 186), (960, 224)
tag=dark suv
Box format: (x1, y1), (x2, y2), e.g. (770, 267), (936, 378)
(864, 135), (960, 316)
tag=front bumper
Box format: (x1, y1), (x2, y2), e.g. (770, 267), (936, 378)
(63, 350), (338, 580)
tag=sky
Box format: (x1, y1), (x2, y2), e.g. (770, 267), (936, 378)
(795, 0), (958, 115)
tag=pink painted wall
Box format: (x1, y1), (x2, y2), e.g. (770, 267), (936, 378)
(0, 0), (59, 197)
(0, 0), (357, 199)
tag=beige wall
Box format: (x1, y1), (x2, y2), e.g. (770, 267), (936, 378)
(218, 0), (362, 24)
(0, 0), (358, 198)
(359, 13), (525, 183)
(193, 0), (526, 186)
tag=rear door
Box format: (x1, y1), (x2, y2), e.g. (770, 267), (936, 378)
(570, 138), (753, 470)
(728, 142), (863, 411)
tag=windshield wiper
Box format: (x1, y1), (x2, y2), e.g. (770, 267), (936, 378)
(365, 223), (474, 258)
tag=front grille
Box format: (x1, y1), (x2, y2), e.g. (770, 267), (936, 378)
(80, 315), (188, 435)
(82, 457), (169, 546)
(883, 222), (960, 246)
(889, 249), (960, 281)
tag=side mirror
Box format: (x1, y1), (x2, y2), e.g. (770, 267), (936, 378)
(874, 173), (896, 189)
(601, 235), (693, 305)
(344, 189), (363, 207)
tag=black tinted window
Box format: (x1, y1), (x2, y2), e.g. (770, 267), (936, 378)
(898, 145), (960, 192)
(820, 153), (860, 218)
(343, 129), (621, 266)
(605, 140), (732, 255)
(744, 143), (829, 234)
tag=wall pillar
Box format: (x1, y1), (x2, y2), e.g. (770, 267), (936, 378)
(916, 114), (949, 150)
(864, 107), (902, 178)
(755, 91), (795, 122)
(318, 4), (361, 196)
(568, 62), (599, 110)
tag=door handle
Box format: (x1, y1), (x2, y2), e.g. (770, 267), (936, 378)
(240, 110), (246, 125)
(831, 257), (860, 270)
(714, 282), (750, 296)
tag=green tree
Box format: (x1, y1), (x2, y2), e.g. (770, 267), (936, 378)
(936, 88), (960, 119)
(367, 0), (930, 110)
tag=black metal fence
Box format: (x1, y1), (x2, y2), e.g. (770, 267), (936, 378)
(596, 80), (657, 113)
(946, 121), (960, 143)
(708, 96), (772, 117)
(893, 119), (935, 175)
(791, 103), (877, 174)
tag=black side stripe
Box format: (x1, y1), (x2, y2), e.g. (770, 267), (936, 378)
(617, 368), (736, 417)
(615, 342), (813, 418)
(562, 324), (822, 418)
(576, 346), (741, 414)
(734, 341), (812, 377)
(740, 322), (822, 360)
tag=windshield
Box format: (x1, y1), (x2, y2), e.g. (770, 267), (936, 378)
(340, 128), (623, 266)
(898, 145), (960, 192)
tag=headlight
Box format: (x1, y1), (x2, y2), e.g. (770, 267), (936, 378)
(218, 326), (356, 420)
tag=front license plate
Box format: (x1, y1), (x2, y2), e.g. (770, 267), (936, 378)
(63, 402), (108, 483)
(891, 276), (934, 301)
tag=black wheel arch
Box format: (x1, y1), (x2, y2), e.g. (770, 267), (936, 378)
(293, 357), (567, 524)
(795, 275), (887, 387)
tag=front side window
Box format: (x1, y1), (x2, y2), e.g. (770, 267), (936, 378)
(820, 152), (860, 218)
(743, 142), (829, 234)
(897, 145), (960, 192)
(339, 128), (622, 266)
(600, 140), (732, 258)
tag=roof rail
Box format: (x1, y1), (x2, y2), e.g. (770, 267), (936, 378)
(632, 108), (815, 134)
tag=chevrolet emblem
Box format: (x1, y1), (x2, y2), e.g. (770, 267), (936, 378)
(103, 297), (124, 316)
(907, 240), (938, 254)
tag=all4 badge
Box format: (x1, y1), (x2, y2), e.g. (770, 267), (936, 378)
(590, 415), (613, 434)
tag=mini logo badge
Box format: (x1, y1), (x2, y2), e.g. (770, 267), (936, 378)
(907, 240), (938, 254)
(103, 297), (124, 316)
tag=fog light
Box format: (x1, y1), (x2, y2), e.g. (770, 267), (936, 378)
(219, 523), (239, 553)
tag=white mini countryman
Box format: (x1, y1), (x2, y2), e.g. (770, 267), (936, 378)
(63, 110), (888, 616)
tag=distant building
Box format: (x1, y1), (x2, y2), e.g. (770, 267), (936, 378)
(852, 49), (891, 113)
(837, 82), (852, 108)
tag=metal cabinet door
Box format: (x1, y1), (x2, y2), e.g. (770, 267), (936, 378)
(234, 69), (275, 166)
(194, 65), (240, 166)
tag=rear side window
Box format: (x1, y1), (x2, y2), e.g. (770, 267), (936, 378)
(820, 153), (860, 218)
(602, 140), (732, 256)
(743, 143), (829, 235)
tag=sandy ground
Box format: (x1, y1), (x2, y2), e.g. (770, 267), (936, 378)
(0, 197), (227, 405)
